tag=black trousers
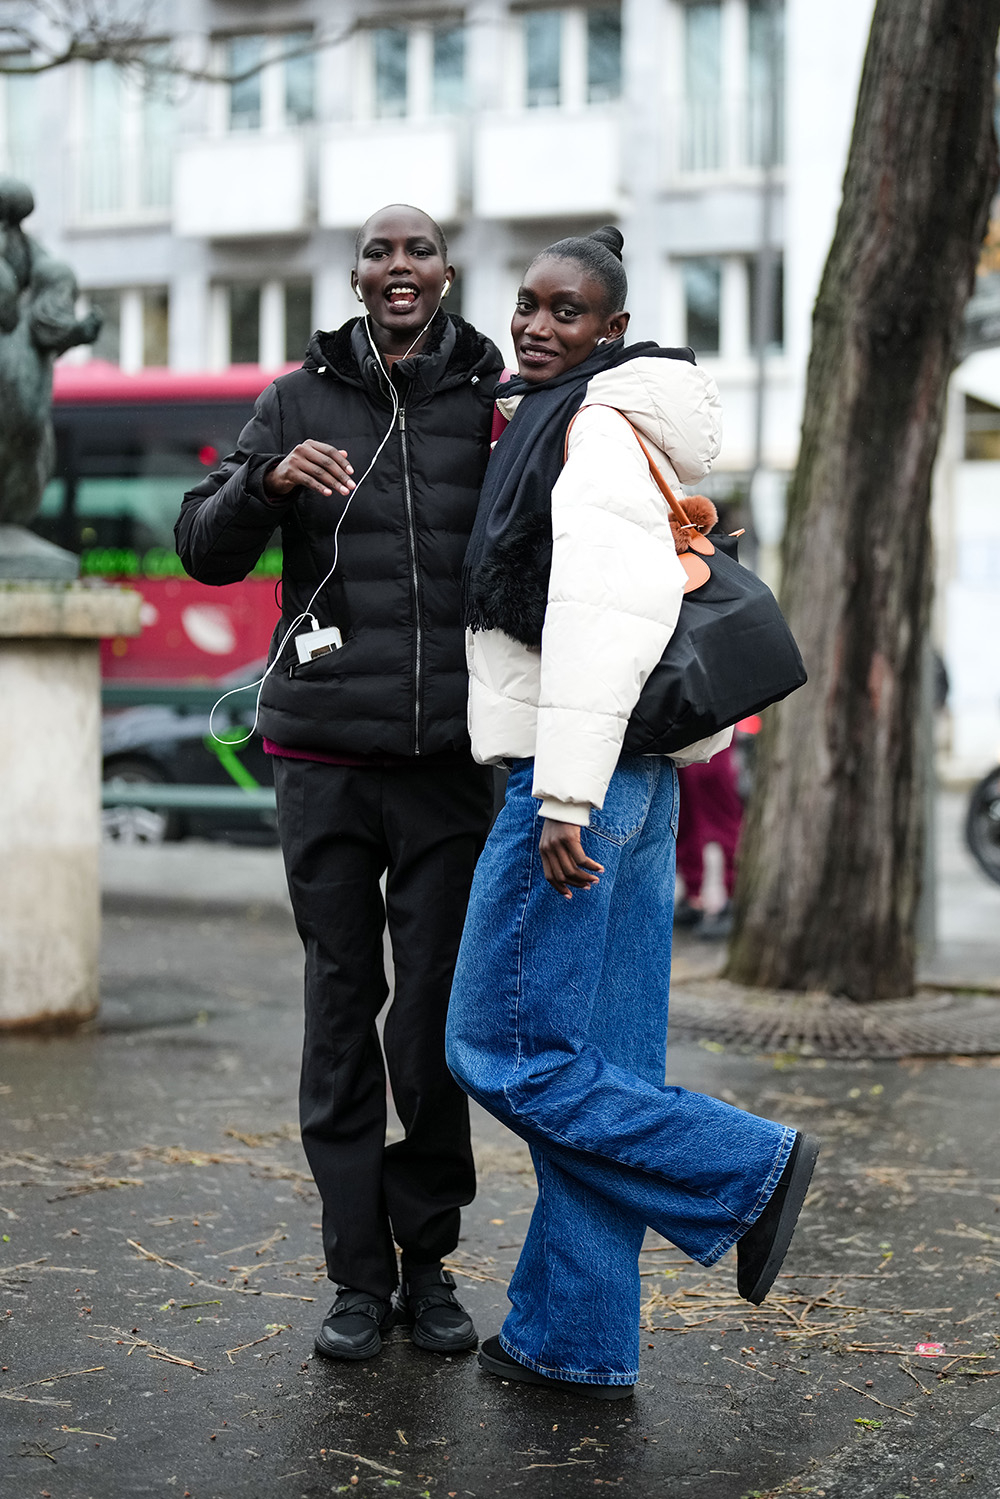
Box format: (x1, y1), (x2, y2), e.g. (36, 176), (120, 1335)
(273, 755), (494, 1299)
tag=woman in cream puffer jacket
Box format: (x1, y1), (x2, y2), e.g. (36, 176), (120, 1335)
(447, 227), (817, 1400)
(467, 352), (730, 820)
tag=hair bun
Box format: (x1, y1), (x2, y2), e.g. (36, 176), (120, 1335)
(588, 225), (624, 261)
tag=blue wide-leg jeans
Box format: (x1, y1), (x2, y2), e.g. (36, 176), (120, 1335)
(446, 756), (794, 1386)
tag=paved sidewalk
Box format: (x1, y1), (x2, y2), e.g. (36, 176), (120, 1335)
(1, 795), (998, 1498)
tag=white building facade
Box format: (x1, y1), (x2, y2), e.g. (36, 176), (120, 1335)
(4, 0), (998, 774)
(0, 0), (872, 466)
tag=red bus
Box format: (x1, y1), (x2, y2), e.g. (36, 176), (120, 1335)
(35, 362), (295, 681)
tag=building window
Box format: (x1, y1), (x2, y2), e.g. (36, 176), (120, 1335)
(81, 286), (168, 371)
(747, 0), (784, 167)
(82, 61), (123, 213)
(230, 285), (261, 364)
(0, 63), (38, 179)
(227, 36), (264, 130)
(284, 282), (313, 362)
(747, 253), (784, 353)
(675, 0), (785, 176)
(283, 32), (316, 125)
(224, 33), (316, 131)
(682, 257), (722, 355)
(965, 396), (1000, 461)
(433, 24), (466, 112)
(525, 11), (563, 108)
(682, 2), (722, 171)
(516, 6), (622, 111)
(216, 280), (314, 368)
(143, 288), (170, 367)
(363, 20), (468, 119)
(374, 28), (409, 117)
(587, 8), (622, 103)
(86, 290), (121, 364)
(79, 58), (173, 220)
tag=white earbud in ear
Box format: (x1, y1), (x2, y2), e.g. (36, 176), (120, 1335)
(354, 286), (364, 304)
(596, 337), (609, 346)
(441, 281), (451, 299)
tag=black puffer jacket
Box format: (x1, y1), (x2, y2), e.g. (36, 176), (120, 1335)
(175, 313), (503, 757)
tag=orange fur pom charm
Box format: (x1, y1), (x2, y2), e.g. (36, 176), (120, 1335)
(669, 494), (718, 554)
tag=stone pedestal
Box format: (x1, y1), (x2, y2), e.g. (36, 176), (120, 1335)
(0, 582), (141, 1030)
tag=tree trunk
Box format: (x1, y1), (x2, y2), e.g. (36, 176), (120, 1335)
(726, 0), (1000, 1001)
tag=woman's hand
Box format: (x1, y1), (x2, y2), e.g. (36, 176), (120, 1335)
(264, 440), (355, 499)
(539, 819), (604, 899)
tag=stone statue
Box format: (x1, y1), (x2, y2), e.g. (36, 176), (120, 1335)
(0, 176), (101, 564)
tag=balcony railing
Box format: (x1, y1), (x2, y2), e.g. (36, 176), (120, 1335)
(72, 138), (173, 224)
(671, 92), (784, 178)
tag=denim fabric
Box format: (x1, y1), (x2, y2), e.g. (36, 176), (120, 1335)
(447, 755), (794, 1384)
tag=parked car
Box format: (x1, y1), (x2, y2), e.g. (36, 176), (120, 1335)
(966, 763), (1000, 887)
(102, 672), (277, 845)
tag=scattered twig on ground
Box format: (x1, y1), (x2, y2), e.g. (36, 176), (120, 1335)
(839, 1380), (916, 1417)
(775, 1272), (891, 1280)
(521, 1460), (595, 1469)
(323, 1450), (404, 1476)
(47, 1176), (144, 1201)
(721, 1355), (777, 1382)
(125, 1239), (315, 1302)
(127, 1238), (202, 1279)
(211, 1228), (287, 1260)
(441, 1257), (506, 1285)
(224, 1124), (298, 1148)
(899, 1363), (934, 1396)
(225, 1325), (291, 1362)
(88, 1330), (206, 1374)
(14, 1366), (104, 1390)
(0, 1258), (97, 1278)
(15, 1439), (65, 1462)
(0, 1393), (71, 1407)
(60, 1425), (117, 1440)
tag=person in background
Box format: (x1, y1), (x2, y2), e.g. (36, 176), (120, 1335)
(674, 741), (744, 939)
(176, 204), (503, 1364)
(446, 226), (819, 1399)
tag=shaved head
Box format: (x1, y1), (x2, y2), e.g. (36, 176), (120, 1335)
(355, 204), (448, 263)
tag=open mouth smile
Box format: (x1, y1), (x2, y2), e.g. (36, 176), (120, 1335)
(385, 284), (420, 310)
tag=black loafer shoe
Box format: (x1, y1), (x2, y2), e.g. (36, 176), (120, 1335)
(673, 900), (703, 929)
(696, 902), (734, 941)
(479, 1336), (634, 1400)
(737, 1131), (820, 1306)
(314, 1287), (396, 1361)
(395, 1266), (477, 1353)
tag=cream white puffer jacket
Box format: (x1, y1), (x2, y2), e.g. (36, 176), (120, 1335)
(466, 355), (732, 826)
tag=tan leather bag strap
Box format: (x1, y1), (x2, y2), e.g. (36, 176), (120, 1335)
(564, 405), (696, 533)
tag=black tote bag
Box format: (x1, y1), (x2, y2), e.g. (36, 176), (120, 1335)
(586, 414), (807, 755)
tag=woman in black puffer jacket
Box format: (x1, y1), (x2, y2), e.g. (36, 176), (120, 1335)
(175, 205), (502, 1364)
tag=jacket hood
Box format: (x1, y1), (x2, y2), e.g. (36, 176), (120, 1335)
(302, 311), (503, 397)
(579, 356), (723, 486)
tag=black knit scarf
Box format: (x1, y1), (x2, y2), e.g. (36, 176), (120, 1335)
(462, 340), (695, 647)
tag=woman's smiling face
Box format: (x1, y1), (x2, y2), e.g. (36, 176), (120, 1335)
(511, 256), (629, 383)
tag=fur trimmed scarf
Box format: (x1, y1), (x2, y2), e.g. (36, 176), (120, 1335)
(462, 340), (695, 649)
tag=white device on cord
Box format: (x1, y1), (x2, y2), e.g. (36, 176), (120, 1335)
(209, 286), (449, 746)
(295, 621), (343, 664)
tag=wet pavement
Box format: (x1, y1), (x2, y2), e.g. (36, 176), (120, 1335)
(2, 795), (1000, 1499)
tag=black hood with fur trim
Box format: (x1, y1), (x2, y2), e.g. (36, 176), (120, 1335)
(176, 312), (504, 758)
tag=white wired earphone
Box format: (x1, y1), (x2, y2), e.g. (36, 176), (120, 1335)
(209, 285), (451, 746)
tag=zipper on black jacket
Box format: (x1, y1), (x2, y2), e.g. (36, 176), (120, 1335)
(398, 403), (423, 755)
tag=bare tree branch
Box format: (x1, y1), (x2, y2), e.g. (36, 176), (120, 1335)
(0, 0), (360, 81)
